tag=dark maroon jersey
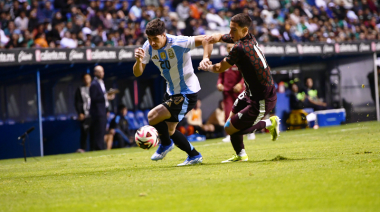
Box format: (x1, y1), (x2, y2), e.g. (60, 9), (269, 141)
(217, 65), (244, 92)
(221, 33), (276, 101)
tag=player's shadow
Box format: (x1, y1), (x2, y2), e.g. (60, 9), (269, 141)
(195, 156), (318, 166)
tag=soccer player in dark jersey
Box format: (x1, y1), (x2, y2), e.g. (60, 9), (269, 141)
(199, 13), (280, 163)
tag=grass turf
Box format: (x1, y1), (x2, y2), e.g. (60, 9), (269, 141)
(0, 122), (379, 212)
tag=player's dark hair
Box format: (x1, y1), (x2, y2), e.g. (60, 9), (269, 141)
(231, 13), (252, 28)
(118, 104), (127, 112)
(145, 18), (165, 36)
(81, 73), (90, 80)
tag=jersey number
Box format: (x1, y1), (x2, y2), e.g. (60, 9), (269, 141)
(160, 60), (171, 69)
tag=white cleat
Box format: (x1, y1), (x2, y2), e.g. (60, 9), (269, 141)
(222, 135), (230, 142)
(247, 133), (256, 140)
(177, 154), (203, 166)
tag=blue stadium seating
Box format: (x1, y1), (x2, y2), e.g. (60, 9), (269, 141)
(125, 111), (140, 130)
(135, 110), (148, 127)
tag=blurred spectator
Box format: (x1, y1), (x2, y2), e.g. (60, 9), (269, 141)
(89, 65), (115, 151)
(204, 100), (225, 138)
(176, 0), (190, 20)
(186, 99), (215, 136)
(129, 0), (142, 22)
(0, 28), (9, 47)
(39, 1), (54, 22)
(52, 11), (64, 27)
(27, 9), (38, 32)
(289, 83), (305, 110)
(34, 33), (48, 48)
(119, 1), (130, 17)
(109, 104), (135, 149)
(0, 0), (380, 49)
(4, 21), (20, 36)
(14, 10), (28, 31)
(10, 0), (22, 20)
(60, 31), (77, 48)
(206, 8), (227, 30)
(47, 22), (63, 44)
(303, 78), (327, 110)
(104, 110), (114, 150)
(75, 73), (92, 153)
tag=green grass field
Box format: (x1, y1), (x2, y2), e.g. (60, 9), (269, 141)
(1, 122), (379, 212)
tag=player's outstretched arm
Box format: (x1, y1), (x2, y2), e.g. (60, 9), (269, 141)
(193, 35), (214, 70)
(205, 58), (232, 74)
(133, 47), (146, 77)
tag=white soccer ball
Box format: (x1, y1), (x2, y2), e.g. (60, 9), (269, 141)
(135, 125), (159, 150)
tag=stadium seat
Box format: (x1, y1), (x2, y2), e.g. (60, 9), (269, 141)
(125, 111), (140, 130)
(135, 110), (148, 127)
(144, 109), (150, 120)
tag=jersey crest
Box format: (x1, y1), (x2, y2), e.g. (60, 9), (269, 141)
(168, 49), (175, 59)
(160, 52), (166, 60)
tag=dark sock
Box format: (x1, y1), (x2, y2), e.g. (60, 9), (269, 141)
(171, 130), (199, 157)
(234, 121), (266, 135)
(153, 122), (171, 146)
(230, 134), (244, 155)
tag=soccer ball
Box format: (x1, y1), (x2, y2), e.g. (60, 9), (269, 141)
(135, 126), (159, 150)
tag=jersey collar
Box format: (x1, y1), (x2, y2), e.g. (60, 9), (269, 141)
(159, 34), (170, 50)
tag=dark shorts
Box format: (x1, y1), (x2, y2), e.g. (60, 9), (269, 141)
(162, 92), (198, 122)
(230, 91), (277, 130)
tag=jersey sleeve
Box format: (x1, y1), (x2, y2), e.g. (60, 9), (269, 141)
(225, 43), (240, 65)
(173, 36), (195, 53)
(221, 34), (234, 43)
(141, 41), (151, 64)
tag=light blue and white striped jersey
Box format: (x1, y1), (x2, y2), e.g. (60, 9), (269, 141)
(141, 34), (201, 95)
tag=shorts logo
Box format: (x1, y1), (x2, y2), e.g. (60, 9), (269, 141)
(160, 52), (166, 60)
(152, 55), (159, 60)
(238, 113), (243, 119)
(173, 96), (184, 105)
(165, 100), (172, 107)
(168, 49), (175, 59)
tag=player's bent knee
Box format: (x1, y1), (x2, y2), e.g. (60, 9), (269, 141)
(224, 119), (239, 135)
(147, 111), (156, 124)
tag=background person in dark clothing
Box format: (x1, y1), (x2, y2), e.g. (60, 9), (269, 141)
(302, 78), (327, 111)
(290, 83), (305, 110)
(367, 66), (380, 104)
(109, 104), (135, 148)
(74, 73), (92, 153)
(89, 65), (115, 151)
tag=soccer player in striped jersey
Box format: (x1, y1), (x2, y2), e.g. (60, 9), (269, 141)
(199, 13), (280, 163)
(133, 19), (212, 166)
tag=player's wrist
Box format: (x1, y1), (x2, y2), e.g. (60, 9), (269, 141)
(207, 65), (215, 72)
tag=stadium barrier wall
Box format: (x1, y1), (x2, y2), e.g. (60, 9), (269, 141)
(1, 41), (380, 66)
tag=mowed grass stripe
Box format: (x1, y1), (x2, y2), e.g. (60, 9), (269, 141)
(0, 121), (379, 212)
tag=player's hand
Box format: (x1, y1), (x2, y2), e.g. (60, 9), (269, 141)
(204, 35), (218, 44)
(233, 84), (243, 93)
(199, 58), (212, 70)
(135, 47), (145, 63)
(217, 83), (224, 91)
